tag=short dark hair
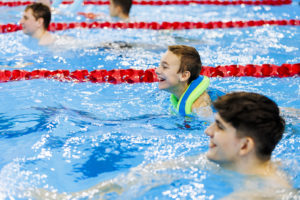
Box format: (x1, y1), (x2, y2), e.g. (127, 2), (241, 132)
(112, 0), (132, 15)
(213, 92), (285, 161)
(168, 45), (202, 84)
(25, 3), (51, 29)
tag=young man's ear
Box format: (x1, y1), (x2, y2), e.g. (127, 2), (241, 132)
(115, 5), (122, 15)
(239, 137), (255, 156)
(37, 18), (44, 28)
(180, 71), (191, 82)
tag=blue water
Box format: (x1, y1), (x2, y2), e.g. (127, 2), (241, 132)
(0, 1), (300, 199)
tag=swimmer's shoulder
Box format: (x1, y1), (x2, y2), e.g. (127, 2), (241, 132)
(191, 92), (213, 117)
(193, 91), (212, 108)
(39, 32), (57, 46)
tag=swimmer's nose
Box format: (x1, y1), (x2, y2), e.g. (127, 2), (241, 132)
(19, 17), (24, 25)
(204, 123), (214, 137)
(155, 65), (161, 75)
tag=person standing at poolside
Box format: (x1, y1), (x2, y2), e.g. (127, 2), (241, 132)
(20, 3), (56, 46)
(155, 45), (212, 116)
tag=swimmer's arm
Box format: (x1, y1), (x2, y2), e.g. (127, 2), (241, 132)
(0, 62), (33, 68)
(39, 161), (179, 199)
(32, 181), (123, 199)
(72, 157), (201, 198)
(70, 180), (123, 199)
(138, 154), (209, 171)
(31, 156), (206, 199)
(77, 12), (106, 20)
(31, 162), (174, 199)
(192, 92), (213, 118)
(222, 191), (263, 200)
(222, 188), (297, 200)
(280, 107), (300, 118)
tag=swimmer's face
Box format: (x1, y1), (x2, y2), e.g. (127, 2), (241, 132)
(155, 50), (185, 93)
(109, 0), (119, 17)
(20, 9), (43, 36)
(205, 113), (247, 165)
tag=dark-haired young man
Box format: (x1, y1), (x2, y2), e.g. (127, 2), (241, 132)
(206, 92), (286, 171)
(205, 91), (291, 198)
(20, 3), (56, 45)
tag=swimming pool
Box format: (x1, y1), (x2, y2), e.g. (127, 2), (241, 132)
(0, 1), (299, 199)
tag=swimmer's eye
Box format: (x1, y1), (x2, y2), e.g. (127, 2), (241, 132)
(160, 64), (168, 69)
(216, 120), (225, 130)
(159, 61), (169, 70)
(217, 125), (223, 130)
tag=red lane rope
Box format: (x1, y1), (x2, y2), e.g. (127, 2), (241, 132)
(1, 19), (299, 33)
(0, 64), (299, 83)
(0, 0), (292, 7)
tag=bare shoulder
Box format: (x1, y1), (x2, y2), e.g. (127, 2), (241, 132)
(192, 91), (211, 109)
(191, 91), (213, 117)
(223, 165), (293, 200)
(280, 107), (300, 121)
(223, 186), (297, 200)
(39, 32), (57, 46)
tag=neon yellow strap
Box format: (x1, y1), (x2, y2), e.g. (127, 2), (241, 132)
(184, 76), (209, 114)
(170, 76), (210, 115)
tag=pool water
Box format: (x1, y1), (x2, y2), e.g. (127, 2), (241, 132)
(0, 1), (299, 199)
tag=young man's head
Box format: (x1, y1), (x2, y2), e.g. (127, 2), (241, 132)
(20, 3), (51, 36)
(205, 92), (285, 166)
(109, 0), (132, 19)
(155, 45), (202, 94)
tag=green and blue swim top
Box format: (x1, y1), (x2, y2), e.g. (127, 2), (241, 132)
(170, 76), (210, 116)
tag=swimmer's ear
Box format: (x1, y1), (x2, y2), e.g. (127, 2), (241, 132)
(116, 5), (122, 14)
(37, 18), (44, 28)
(180, 71), (191, 82)
(239, 137), (255, 156)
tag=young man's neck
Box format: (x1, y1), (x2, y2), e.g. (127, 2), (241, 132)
(31, 28), (55, 46)
(118, 12), (129, 21)
(32, 28), (47, 40)
(221, 156), (274, 176)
